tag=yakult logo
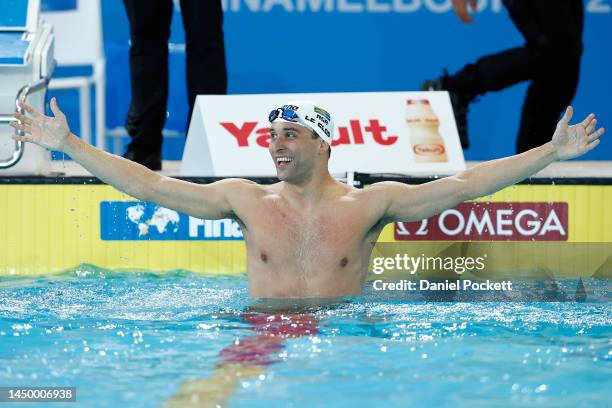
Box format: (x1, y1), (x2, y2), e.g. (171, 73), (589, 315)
(219, 119), (398, 148)
(413, 144), (445, 155)
(395, 202), (568, 241)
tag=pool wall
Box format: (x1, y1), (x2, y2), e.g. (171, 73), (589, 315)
(1, 176), (611, 277)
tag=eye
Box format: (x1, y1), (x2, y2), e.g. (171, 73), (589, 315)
(270, 133), (278, 140)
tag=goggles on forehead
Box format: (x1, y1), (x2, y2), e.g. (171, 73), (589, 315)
(268, 107), (300, 123)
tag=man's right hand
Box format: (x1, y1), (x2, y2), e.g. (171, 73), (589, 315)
(452, 0), (478, 23)
(10, 97), (72, 152)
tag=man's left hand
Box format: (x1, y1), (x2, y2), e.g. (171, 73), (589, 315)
(552, 106), (605, 160)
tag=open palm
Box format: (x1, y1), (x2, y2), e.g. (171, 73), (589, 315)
(10, 97), (71, 152)
(552, 106), (605, 160)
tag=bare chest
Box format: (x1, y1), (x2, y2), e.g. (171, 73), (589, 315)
(240, 199), (375, 268)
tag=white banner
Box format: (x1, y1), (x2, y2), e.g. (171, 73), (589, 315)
(181, 91), (465, 176)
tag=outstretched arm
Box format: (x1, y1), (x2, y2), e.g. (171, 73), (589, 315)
(375, 106), (605, 222)
(10, 98), (249, 219)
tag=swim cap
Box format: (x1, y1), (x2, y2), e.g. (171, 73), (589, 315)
(269, 100), (334, 145)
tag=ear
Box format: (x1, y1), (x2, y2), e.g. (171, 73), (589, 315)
(319, 139), (328, 153)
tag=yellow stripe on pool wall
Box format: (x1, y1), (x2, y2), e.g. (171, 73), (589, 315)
(0, 183), (611, 276)
(0, 184), (246, 276)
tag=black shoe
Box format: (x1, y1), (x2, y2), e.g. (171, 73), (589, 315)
(123, 149), (162, 171)
(421, 71), (472, 149)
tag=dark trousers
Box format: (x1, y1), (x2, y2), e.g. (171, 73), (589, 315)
(445, 0), (584, 153)
(123, 0), (227, 156)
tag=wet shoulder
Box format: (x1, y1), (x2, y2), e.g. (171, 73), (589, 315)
(345, 181), (394, 218)
(221, 178), (271, 207)
(337, 182), (361, 202)
(261, 181), (284, 199)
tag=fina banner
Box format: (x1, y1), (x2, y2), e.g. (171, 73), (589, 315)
(181, 92), (465, 176)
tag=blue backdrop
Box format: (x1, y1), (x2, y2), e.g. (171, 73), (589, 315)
(51, 0), (612, 161)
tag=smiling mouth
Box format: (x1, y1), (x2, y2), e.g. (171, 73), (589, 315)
(276, 157), (294, 167)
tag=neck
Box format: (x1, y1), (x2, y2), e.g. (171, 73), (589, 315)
(283, 166), (335, 204)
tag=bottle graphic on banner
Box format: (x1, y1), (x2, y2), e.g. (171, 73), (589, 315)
(406, 99), (448, 163)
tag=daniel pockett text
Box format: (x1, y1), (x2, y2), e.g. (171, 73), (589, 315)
(372, 279), (513, 291)
(370, 253), (513, 292)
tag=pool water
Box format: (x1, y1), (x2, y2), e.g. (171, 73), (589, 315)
(1, 266), (610, 407)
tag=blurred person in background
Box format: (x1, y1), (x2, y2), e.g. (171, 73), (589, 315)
(422, 0), (584, 153)
(122, 0), (227, 170)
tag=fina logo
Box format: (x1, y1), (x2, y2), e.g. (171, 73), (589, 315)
(189, 218), (243, 240)
(100, 202), (244, 241)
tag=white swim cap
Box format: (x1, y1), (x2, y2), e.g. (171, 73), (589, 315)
(268, 100), (334, 145)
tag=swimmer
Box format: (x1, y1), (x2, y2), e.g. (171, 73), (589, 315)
(10, 99), (604, 298)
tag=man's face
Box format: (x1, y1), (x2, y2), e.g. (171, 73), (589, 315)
(269, 122), (320, 181)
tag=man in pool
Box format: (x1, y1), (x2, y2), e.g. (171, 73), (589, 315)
(11, 99), (604, 298)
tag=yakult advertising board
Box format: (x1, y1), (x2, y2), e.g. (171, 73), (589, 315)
(181, 92), (465, 176)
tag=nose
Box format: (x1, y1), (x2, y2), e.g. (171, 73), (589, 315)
(270, 137), (287, 152)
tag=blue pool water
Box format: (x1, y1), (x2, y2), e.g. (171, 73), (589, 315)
(1, 267), (610, 407)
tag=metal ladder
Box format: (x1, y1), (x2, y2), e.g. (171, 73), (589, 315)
(0, 69), (53, 170)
